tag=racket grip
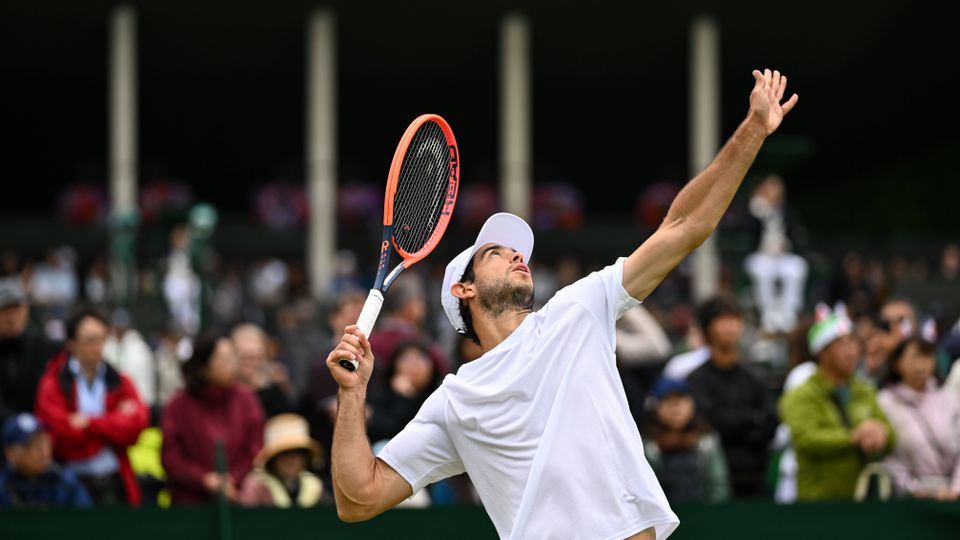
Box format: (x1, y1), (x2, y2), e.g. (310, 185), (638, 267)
(339, 289), (384, 371)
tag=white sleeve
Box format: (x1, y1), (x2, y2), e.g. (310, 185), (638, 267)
(376, 389), (465, 493)
(550, 258), (640, 338)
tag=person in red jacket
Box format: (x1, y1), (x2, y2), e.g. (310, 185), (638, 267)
(162, 334), (265, 504)
(34, 307), (149, 505)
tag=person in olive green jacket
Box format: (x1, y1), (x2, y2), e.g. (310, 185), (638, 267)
(779, 306), (895, 501)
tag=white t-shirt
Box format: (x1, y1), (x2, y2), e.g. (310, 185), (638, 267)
(662, 346), (711, 381)
(378, 258), (679, 540)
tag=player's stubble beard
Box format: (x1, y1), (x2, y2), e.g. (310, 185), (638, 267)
(476, 275), (535, 319)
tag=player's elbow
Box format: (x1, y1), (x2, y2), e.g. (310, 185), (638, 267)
(662, 217), (713, 251)
(683, 223), (716, 248)
(333, 486), (380, 523)
(336, 507), (365, 523)
(336, 502), (374, 523)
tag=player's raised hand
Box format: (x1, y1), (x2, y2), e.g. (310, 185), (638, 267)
(326, 326), (375, 391)
(748, 68), (799, 136)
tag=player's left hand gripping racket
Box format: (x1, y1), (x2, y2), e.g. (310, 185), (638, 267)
(339, 114), (459, 371)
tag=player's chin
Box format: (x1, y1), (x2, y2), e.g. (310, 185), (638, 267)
(510, 269), (532, 282)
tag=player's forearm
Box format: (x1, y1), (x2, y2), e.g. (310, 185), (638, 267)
(662, 114), (767, 245)
(331, 388), (380, 518)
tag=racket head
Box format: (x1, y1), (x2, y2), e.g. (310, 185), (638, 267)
(383, 114), (459, 267)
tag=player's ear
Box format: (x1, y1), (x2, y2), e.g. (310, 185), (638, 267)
(451, 282), (474, 301)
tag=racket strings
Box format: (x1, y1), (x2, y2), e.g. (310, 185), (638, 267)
(392, 121), (452, 255)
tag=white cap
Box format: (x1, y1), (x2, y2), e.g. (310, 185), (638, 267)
(441, 213), (534, 334)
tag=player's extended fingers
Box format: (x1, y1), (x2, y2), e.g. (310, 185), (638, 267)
(341, 333), (361, 349)
(777, 75), (787, 101)
(763, 68), (772, 89)
(752, 69), (764, 87)
(354, 328), (374, 356)
(782, 93), (799, 114)
(331, 342), (362, 362)
(772, 70), (781, 94)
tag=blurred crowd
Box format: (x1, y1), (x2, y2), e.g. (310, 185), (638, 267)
(2, 175), (960, 511)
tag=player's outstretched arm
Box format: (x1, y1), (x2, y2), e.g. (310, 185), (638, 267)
(327, 326), (413, 521)
(623, 69), (798, 300)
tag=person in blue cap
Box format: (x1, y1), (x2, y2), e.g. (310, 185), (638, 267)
(641, 378), (731, 503)
(1, 412), (91, 508)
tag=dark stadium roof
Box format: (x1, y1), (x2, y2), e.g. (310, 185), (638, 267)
(1, 0), (957, 233)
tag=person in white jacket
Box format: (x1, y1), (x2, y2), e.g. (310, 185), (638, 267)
(103, 308), (156, 407)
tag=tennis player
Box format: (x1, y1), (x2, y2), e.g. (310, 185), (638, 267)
(327, 69), (798, 539)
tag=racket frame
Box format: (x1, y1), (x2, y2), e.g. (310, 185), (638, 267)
(339, 114), (459, 371)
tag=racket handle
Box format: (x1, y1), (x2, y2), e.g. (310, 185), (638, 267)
(339, 289), (384, 371)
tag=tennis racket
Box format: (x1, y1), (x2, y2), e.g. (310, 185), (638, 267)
(339, 114), (460, 371)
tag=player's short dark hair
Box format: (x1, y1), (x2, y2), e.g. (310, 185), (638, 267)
(696, 295), (742, 342)
(458, 255), (481, 346)
(65, 305), (109, 341)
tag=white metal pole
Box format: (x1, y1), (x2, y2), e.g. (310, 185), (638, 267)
(109, 5), (137, 303)
(499, 13), (532, 220)
(110, 5), (137, 216)
(689, 15), (721, 302)
(306, 9), (337, 300)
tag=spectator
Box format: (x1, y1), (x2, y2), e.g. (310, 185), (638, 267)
(29, 247), (79, 323)
(274, 278), (327, 399)
(1, 413), (91, 508)
(662, 319), (709, 381)
(942, 244), (960, 281)
(878, 337), (960, 500)
(861, 299), (919, 385)
(615, 305), (673, 416)
(103, 307), (156, 407)
(83, 255), (110, 307)
(0, 278), (61, 428)
(662, 345), (710, 382)
(153, 322), (187, 407)
(686, 296), (778, 498)
(127, 425), (165, 507)
(232, 323), (294, 418)
(34, 307), (149, 505)
(880, 299), (918, 342)
(369, 273), (450, 398)
(743, 175), (808, 334)
(829, 252), (878, 318)
(945, 318), (960, 396)
(772, 316), (817, 503)
(210, 262), (244, 330)
(933, 244), (960, 337)
(161, 335), (264, 505)
(163, 225), (201, 337)
(641, 378), (731, 503)
(779, 306), (895, 501)
(239, 413), (323, 508)
(367, 340), (443, 443)
(247, 258), (289, 309)
(300, 289), (366, 489)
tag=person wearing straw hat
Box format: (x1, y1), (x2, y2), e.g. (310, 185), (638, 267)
(239, 413), (323, 508)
